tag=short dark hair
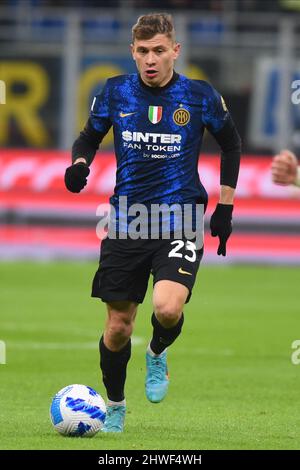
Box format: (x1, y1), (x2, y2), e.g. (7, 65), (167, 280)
(132, 13), (175, 43)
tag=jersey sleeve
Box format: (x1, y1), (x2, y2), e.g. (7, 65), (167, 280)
(90, 80), (112, 134)
(202, 84), (241, 188)
(202, 84), (230, 134)
(71, 81), (112, 165)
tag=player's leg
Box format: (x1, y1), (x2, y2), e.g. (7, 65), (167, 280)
(145, 280), (187, 403)
(100, 300), (137, 432)
(151, 279), (187, 350)
(145, 238), (203, 403)
(96, 242), (149, 407)
(92, 237), (152, 430)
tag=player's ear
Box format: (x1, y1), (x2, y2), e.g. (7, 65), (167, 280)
(173, 42), (181, 60)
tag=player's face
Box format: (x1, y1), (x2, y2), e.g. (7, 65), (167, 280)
(131, 34), (181, 87)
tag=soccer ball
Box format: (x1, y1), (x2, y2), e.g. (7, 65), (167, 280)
(50, 384), (106, 437)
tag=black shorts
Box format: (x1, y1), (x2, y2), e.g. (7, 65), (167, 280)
(91, 237), (203, 304)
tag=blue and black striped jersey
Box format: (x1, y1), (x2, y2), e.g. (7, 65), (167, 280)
(89, 72), (230, 209)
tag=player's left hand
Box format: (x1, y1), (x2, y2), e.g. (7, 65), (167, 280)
(210, 203), (233, 256)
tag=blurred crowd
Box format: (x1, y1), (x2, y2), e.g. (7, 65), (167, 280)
(1, 0), (300, 13)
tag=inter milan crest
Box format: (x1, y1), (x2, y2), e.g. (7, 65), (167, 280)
(148, 106), (162, 124)
(173, 106), (190, 126)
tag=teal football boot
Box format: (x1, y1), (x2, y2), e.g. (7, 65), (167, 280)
(145, 350), (169, 403)
(101, 404), (126, 433)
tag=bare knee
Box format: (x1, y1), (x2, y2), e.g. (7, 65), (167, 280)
(153, 281), (187, 328)
(104, 302), (137, 351)
(154, 301), (183, 328)
(107, 314), (133, 341)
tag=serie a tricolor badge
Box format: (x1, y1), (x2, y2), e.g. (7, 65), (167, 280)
(148, 106), (162, 124)
(173, 107), (190, 126)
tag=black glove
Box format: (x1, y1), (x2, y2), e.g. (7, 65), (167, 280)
(210, 203), (233, 256)
(64, 162), (90, 193)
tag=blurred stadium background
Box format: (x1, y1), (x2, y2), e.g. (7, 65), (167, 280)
(0, 0), (300, 263)
(1, 0), (300, 451)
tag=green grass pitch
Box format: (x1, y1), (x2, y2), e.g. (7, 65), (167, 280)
(0, 262), (299, 450)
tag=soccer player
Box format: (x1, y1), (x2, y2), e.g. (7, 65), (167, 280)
(64, 13), (241, 432)
(271, 149), (300, 186)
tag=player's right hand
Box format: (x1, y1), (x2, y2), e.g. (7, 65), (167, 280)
(64, 162), (90, 193)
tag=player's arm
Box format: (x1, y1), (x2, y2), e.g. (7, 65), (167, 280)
(65, 119), (107, 193)
(65, 83), (112, 193)
(271, 149), (300, 187)
(202, 84), (241, 255)
(209, 115), (241, 255)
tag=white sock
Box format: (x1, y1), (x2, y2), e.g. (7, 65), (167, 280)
(147, 344), (165, 357)
(107, 399), (126, 407)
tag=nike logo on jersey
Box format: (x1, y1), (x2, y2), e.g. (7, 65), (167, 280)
(119, 112), (137, 118)
(178, 267), (192, 276)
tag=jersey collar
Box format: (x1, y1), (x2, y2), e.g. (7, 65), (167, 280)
(138, 71), (179, 94)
